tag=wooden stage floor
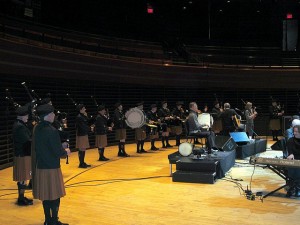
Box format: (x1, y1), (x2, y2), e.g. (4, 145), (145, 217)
(0, 137), (299, 225)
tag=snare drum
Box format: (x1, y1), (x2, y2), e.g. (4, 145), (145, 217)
(178, 142), (193, 156)
(125, 108), (146, 129)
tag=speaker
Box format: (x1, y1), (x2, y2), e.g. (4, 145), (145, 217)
(271, 138), (286, 151)
(215, 135), (237, 151)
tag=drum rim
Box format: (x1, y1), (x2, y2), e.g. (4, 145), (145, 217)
(125, 107), (145, 128)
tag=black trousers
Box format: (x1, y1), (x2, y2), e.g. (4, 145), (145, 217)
(191, 130), (216, 150)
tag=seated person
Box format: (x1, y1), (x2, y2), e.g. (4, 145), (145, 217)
(187, 102), (216, 153)
(285, 116), (300, 141)
(284, 117), (300, 158)
(286, 125), (300, 197)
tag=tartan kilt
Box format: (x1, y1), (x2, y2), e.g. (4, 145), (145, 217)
(170, 126), (183, 135)
(135, 128), (146, 140)
(95, 134), (108, 148)
(150, 133), (159, 139)
(115, 129), (126, 140)
(33, 168), (66, 201)
(76, 135), (90, 149)
(13, 156), (32, 182)
(269, 119), (281, 130)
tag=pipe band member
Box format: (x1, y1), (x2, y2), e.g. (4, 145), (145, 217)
(269, 99), (284, 141)
(135, 102), (147, 153)
(171, 101), (185, 146)
(147, 104), (160, 150)
(76, 104), (91, 168)
(113, 102), (129, 157)
(95, 105), (113, 161)
(32, 104), (70, 225)
(158, 101), (173, 148)
(12, 103), (33, 206)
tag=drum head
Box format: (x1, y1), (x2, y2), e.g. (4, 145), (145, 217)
(125, 108), (145, 128)
(178, 142), (193, 156)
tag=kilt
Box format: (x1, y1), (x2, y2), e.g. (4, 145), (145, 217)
(170, 126), (182, 135)
(115, 129), (126, 140)
(269, 119), (281, 130)
(95, 134), (108, 148)
(13, 156), (32, 182)
(135, 128), (146, 140)
(150, 133), (159, 139)
(33, 168), (66, 201)
(76, 135), (90, 149)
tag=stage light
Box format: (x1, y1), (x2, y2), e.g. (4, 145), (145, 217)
(147, 4), (153, 14)
(286, 13), (293, 19)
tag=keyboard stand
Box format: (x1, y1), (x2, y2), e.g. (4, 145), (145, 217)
(263, 165), (295, 199)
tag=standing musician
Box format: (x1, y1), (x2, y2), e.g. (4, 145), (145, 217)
(158, 101), (173, 148)
(220, 102), (241, 136)
(244, 102), (258, 138)
(12, 104), (33, 206)
(171, 101), (185, 146)
(147, 104), (160, 150)
(188, 102), (216, 153)
(76, 104), (91, 168)
(269, 99), (284, 141)
(95, 105), (113, 161)
(286, 125), (300, 197)
(113, 102), (129, 157)
(211, 101), (223, 134)
(135, 102), (148, 153)
(32, 104), (70, 225)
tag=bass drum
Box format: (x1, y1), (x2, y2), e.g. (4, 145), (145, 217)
(178, 142), (193, 156)
(125, 108), (146, 129)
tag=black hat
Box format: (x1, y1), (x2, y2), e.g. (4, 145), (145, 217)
(36, 104), (54, 116)
(15, 104), (30, 116)
(136, 101), (144, 107)
(97, 105), (106, 111)
(151, 104), (157, 108)
(213, 101), (219, 106)
(115, 102), (122, 108)
(176, 101), (184, 106)
(161, 100), (167, 105)
(76, 104), (85, 111)
(40, 97), (51, 105)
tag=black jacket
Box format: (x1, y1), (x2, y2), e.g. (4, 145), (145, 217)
(76, 113), (90, 136)
(34, 121), (67, 169)
(95, 114), (109, 135)
(113, 109), (126, 129)
(12, 119), (31, 157)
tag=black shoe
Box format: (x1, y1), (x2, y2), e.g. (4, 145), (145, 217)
(52, 218), (69, 225)
(151, 146), (159, 150)
(166, 144), (173, 148)
(17, 198), (32, 206)
(99, 156), (109, 161)
(24, 197), (33, 204)
(79, 163), (91, 168)
(136, 150), (141, 154)
(140, 149), (148, 153)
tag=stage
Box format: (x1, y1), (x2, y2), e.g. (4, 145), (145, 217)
(0, 137), (300, 225)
